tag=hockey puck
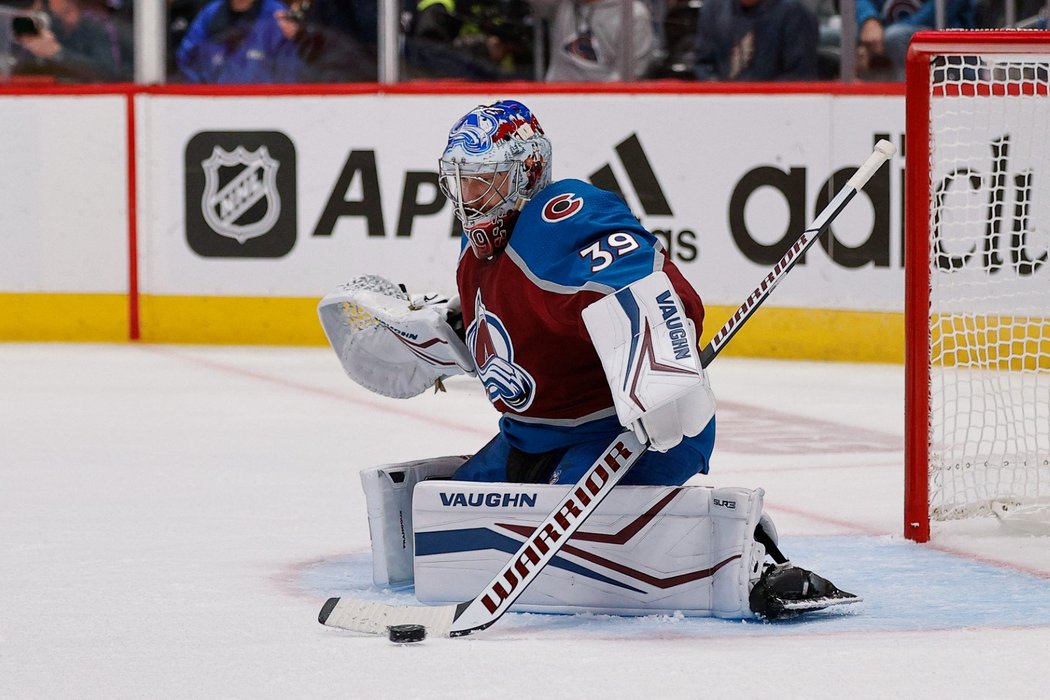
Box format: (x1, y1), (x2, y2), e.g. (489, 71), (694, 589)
(387, 624), (426, 644)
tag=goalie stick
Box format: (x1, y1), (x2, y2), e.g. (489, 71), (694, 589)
(318, 139), (897, 637)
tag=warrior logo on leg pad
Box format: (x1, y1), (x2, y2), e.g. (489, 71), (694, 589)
(466, 291), (536, 412)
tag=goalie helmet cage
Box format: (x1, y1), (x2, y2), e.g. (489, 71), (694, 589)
(905, 31), (1050, 543)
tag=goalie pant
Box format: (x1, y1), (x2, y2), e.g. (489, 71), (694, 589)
(361, 458), (767, 618)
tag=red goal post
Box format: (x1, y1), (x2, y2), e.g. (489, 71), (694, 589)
(905, 31), (1050, 543)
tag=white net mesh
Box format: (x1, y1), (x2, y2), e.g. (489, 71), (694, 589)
(927, 52), (1050, 521)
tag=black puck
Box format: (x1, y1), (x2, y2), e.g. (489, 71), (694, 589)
(387, 624), (426, 644)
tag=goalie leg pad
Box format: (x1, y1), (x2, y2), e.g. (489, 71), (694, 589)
(360, 456), (466, 587)
(412, 481), (767, 618)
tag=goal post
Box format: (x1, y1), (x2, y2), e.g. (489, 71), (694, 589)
(905, 31), (1050, 543)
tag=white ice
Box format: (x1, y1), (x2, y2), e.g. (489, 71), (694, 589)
(3, 343), (1050, 699)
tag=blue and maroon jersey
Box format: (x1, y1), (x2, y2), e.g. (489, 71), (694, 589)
(456, 179), (706, 454)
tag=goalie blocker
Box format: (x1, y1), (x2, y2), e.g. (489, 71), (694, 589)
(582, 271), (715, 453)
(361, 460), (860, 619)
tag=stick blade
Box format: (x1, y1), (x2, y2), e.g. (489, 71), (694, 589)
(317, 597), (458, 637)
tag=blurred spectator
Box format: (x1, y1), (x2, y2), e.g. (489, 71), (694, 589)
(693, 0), (819, 81)
(799, 0), (839, 79)
(975, 0), (1048, 28)
(647, 0), (699, 79)
(854, 0), (976, 80)
(79, 0), (133, 80)
(169, 0), (210, 77)
(642, 0), (669, 70)
(404, 0), (534, 81)
(176, 0), (300, 83)
(530, 0), (654, 81)
(275, 0), (377, 81)
(11, 0), (123, 82)
(63, 1), (133, 68)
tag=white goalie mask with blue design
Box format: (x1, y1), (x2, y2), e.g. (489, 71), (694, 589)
(439, 100), (553, 259)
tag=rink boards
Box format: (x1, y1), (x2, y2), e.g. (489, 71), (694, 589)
(1, 86), (907, 360)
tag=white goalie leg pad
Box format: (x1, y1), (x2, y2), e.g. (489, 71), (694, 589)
(359, 456), (466, 587)
(412, 481), (766, 618)
(581, 271), (715, 452)
(710, 487), (768, 616)
(319, 275), (475, 399)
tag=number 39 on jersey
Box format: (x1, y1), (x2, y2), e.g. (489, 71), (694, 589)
(579, 233), (640, 272)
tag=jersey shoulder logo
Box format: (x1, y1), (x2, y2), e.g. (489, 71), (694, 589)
(541, 192), (584, 223)
(466, 291), (536, 412)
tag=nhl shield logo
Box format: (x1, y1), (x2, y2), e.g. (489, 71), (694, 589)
(185, 131), (296, 258)
(201, 145), (281, 243)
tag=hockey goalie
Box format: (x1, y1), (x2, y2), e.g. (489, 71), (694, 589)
(318, 100), (859, 621)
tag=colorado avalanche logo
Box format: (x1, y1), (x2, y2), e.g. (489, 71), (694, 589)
(466, 291), (536, 412)
(446, 102), (537, 157)
(446, 108), (502, 155)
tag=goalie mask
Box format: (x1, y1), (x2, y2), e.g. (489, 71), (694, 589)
(439, 100), (552, 259)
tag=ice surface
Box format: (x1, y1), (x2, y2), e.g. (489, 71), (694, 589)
(3, 344), (1050, 698)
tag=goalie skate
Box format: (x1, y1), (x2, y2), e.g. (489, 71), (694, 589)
(748, 563), (861, 620)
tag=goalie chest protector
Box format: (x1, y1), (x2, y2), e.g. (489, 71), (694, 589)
(456, 179), (705, 440)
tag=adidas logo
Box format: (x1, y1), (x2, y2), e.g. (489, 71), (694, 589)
(590, 134), (673, 216)
(590, 134), (695, 261)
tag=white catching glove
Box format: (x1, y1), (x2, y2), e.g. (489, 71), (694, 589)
(581, 271), (715, 452)
(318, 275), (474, 399)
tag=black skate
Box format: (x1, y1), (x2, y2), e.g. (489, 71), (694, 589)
(748, 563), (861, 620)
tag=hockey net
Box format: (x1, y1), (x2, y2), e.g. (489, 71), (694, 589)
(905, 32), (1050, 542)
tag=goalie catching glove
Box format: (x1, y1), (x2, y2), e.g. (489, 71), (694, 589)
(582, 271), (715, 452)
(318, 275), (474, 399)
